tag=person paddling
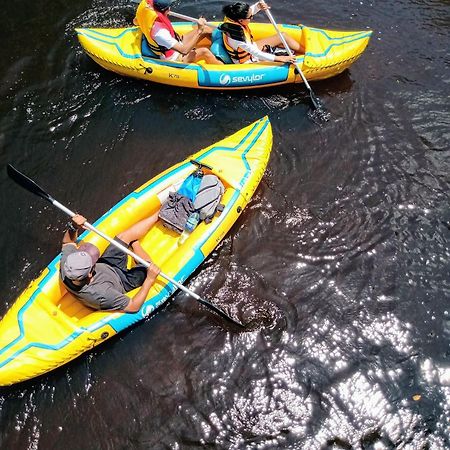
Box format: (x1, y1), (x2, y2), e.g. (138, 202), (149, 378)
(134, 0), (223, 64)
(220, 0), (302, 64)
(60, 213), (161, 313)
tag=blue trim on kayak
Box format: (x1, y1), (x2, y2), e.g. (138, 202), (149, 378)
(77, 28), (143, 60)
(79, 27), (138, 40)
(78, 26), (200, 70)
(280, 23), (372, 41)
(0, 118), (268, 370)
(0, 259), (69, 368)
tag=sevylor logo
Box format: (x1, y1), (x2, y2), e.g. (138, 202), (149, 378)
(219, 73), (264, 85)
(219, 74), (231, 85)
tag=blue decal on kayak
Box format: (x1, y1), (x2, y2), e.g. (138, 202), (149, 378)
(198, 65), (290, 87)
(281, 23), (371, 41)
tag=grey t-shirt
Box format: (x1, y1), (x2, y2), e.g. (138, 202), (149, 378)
(60, 244), (130, 311)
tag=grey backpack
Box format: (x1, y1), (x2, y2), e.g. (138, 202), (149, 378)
(194, 175), (225, 223)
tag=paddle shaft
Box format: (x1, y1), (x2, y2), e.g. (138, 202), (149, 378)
(263, 9), (312, 90)
(169, 11), (217, 29)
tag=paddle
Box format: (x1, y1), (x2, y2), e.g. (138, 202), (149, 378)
(7, 164), (245, 328)
(264, 7), (330, 123)
(169, 11), (217, 29)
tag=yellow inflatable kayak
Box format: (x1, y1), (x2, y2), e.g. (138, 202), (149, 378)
(76, 22), (372, 90)
(0, 117), (272, 386)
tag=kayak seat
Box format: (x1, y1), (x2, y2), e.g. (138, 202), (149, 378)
(141, 35), (158, 58)
(210, 28), (233, 64)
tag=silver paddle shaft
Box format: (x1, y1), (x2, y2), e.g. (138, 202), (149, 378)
(169, 11), (218, 29)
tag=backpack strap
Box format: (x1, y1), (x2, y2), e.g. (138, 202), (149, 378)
(177, 171), (203, 202)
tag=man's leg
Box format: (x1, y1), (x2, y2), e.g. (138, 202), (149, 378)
(130, 240), (152, 263)
(177, 29), (224, 64)
(117, 211), (159, 246)
(182, 47), (224, 64)
(118, 214), (160, 291)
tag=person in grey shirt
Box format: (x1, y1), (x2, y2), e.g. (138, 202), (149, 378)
(60, 213), (160, 313)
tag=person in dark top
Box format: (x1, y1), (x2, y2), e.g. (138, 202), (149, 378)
(60, 213), (160, 313)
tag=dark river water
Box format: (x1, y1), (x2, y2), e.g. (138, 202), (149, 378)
(1, 0), (449, 448)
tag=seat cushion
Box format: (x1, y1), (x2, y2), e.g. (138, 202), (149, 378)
(210, 28), (233, 64)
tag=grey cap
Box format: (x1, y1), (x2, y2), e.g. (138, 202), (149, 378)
(63, 243), (100, 281)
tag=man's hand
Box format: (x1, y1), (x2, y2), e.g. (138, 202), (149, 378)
(146, 262), (161, 280)
(63, 214), (87, 245)
(196, 17), (212, 35)
(124, 262), (161, 312)
(72, 214), (87, 229)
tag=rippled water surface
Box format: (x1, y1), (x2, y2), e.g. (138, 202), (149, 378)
(0, 0), (449, 449)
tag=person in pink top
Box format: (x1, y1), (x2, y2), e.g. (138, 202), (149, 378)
(137, 0), (223, 64)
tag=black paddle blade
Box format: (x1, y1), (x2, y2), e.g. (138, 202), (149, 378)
(7, 164), (53, 203)
(308, 91), (331, 124)
(197, 297), (246, 329)
(308, 106), (331, 125)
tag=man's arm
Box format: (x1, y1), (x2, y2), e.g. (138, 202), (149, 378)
(62, 214), (87, 245)
(156, 19), (211, 56)
(171, 27), (204, 55)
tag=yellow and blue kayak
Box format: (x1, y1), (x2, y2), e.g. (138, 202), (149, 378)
(0, 117), (272, 386)
(76, 22), (372, 90)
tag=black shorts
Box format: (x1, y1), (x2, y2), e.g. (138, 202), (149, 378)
(261, 44), (289, 56)
(98, 237), (147, 292)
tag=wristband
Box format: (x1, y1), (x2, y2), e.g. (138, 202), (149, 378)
(67, 221), (78, 233)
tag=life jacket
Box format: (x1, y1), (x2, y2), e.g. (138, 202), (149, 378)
(219, 17), (254, 64)
(133, 0), (180, 58)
